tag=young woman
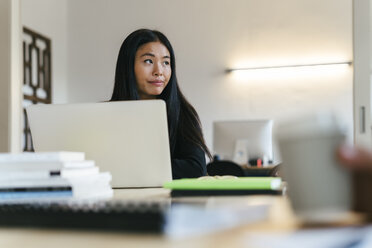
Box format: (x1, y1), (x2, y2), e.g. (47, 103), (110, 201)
(110, 29), (212, 179)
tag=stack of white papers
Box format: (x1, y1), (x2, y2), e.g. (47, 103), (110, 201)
(0, 152), (113, 202)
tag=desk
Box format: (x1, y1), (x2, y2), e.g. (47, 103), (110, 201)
(0, 189), (338, 248)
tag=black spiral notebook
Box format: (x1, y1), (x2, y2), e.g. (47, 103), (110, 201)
(0, 200), (168, 232)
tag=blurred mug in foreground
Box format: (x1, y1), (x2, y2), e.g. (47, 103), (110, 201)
(277, 114), (351, 223)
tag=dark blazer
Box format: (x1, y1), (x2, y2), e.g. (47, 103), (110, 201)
(171, 133), (206, 179)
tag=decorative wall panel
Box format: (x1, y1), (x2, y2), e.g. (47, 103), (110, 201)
(23, 27), (52, 151)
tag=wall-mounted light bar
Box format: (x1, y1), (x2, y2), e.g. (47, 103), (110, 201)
(226, 61), (352, 73)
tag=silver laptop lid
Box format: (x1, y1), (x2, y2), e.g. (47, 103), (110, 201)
(27, 100), (172, 188)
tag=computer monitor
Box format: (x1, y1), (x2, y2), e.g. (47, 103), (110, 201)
(213, 120), (274, 165)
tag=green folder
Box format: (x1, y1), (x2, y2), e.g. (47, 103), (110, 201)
(163, 177), (282, 191)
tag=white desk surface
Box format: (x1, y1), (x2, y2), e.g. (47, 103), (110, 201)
(0, 188), (360, 248)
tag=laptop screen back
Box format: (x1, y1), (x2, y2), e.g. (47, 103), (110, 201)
(26, 100), (172, 188)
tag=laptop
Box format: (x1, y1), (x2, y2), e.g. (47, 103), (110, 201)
(26, 100), (172, 188)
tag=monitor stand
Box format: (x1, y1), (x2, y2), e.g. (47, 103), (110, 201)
(232, 139), (249, 165)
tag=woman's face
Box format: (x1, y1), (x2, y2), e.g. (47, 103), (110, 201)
(134, 41), (172, 99)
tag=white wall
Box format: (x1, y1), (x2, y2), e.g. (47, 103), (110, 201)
(66, 0), (353, 150)
(21, 0), (353, 152)
(21, 0), (68, 104)
(0, 0), (22, 153)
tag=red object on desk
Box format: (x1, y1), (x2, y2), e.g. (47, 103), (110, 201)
(257, 159), (262, 168)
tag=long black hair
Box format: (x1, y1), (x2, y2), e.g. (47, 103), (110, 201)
(110, 29), (212, 160)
